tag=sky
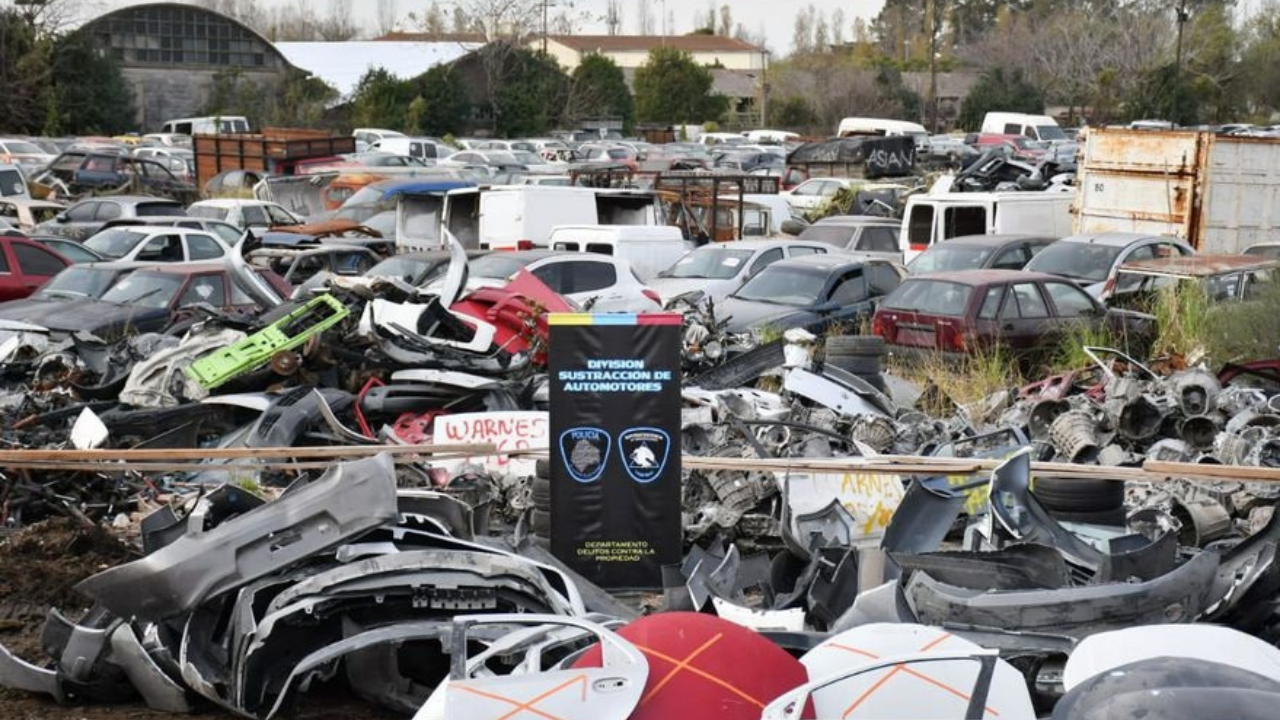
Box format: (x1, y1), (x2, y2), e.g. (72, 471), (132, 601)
(97, 0), (890, 56)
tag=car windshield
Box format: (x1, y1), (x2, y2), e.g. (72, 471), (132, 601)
(798, 225), (857, 248)
(909, 245), (995, 274)
(99, 271), (184, 308)
(1027, 242), (1125, 283)
(733, 266), (825, 306)
(512, 151), (545, 165)
(343, 185), (387, 208)
(664, 248), (754, 279)
(85, 229), (148, 258)
(883, 279), (974, 316)
(35, 267), (120, 299)
(334, 204), (379, 223)
(137, 202), (184, 216)
(470, 254), (535, 280)
(6, 141), (43, 154)
(1037, 125), (1067, 141)
(188, 205), (229, 221)
(367, 255), (432, 282)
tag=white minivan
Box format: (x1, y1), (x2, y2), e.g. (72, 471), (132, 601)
(837, 117), (931, 152)
(899, 191), (1073, 261)
(547, 225), (691, 282)
(160, 116), (250, 135)
(981, 112), (1067, 142)
(370, 137), (451, 162)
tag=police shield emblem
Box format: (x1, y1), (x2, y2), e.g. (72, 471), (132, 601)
(558, 427), (610, 483)
(618, 427), (670, 484)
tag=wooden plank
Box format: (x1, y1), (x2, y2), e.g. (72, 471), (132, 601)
(0, 443), (496, 463)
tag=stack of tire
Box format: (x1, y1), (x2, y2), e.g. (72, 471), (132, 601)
(529, 459), (552, 547)
(1032, 476), (1127, 526)
(824, 335), (888, 393)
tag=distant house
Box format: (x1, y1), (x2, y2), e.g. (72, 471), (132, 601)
(541, 35), (770, 127)
(538, 35), (767, 73)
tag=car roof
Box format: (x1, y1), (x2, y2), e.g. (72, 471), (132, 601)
(698, 239), (822, 250)
(495, 250), (571, 261)
(910, 269), (1066, 285)
(934, 234), (1055, 247)
(191, 199), (273, 208)
(1118, 255), (1280, 277)
(75, 260), (165, 271)
(128, 263), (227, 275)
(765, 254), (876, 272)
(77, 195), (181, 205)
(812, 215), (899, 227)
(96, 225), (208, 236)
(1057, 232), (1180, 247)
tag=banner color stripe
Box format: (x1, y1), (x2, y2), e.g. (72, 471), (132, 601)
(549, 313), (683, 326)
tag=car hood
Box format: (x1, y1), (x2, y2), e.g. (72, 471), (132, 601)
(0, 300), (171, 337)
(650, 277), (740, 304)
(718, 296), (806, 332)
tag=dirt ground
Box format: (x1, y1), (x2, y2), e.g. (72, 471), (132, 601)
(0, 520), (401, 720)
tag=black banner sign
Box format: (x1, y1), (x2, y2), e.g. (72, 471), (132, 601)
(864, 135), (917, 179)
(548, 313), (683, 589)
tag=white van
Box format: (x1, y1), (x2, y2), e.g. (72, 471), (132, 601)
(547, 225), (691, 281)
(981, 113), (1066, 142)
(441, 187), (659, 251)
(900, 191), (1073, 261)
(837, 118), (931, 151)
(370, 137), (450, 162)
(160, 116), (250, 135)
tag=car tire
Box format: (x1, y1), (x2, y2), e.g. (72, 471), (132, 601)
(1032, 476), (1125, 514)
(827, 355), (882, 375)
(531, 476), (551, 509)
(826, 335), (887, 357)
(531, 508), (552, 538)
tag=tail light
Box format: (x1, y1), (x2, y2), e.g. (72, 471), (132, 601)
(871, 313), (891, 341)
(1100, 275), (1117, 300)
(642, 288), (662, 305)
(937, 322), (965, 352)
(516, 240), (534, 251)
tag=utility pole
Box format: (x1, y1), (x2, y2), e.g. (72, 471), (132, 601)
(542, 0), (549, 54)
(928, 0), (940, 133)
(1174, 0), (1190, 79)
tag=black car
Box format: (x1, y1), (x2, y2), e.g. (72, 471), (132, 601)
(0, 263), (271, 341)
(906, 234), (1056, 276)
(0, 261), (141, 322)
(364, 250), (489, 286)
(718, 255), (905, 334)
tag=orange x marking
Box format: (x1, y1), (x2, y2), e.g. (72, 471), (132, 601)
(834, 633), (1000, 719)
(630, 633), (767, 709)
(454, 673), (588, 720)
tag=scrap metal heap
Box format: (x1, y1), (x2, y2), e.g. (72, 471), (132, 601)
(2, 248), (1280, 717)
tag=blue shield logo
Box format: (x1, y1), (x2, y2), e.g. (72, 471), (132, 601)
(618, 427), (671, 484)
(558, 427), (610, 483)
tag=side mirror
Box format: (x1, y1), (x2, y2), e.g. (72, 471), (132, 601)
(55, 212), (69, 223)
(814, 300), (841, 314)
(781, 219), (806, 236)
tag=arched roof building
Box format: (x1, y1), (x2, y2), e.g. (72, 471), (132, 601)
(80, 3), (293, 130)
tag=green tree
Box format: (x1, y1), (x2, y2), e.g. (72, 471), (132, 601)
(956, 67), (1044, 131)
(0, 9), (50, 133)
(769, 96), (816, 128)
(1125, 63), (1200, 126)
(415, 64), (468, 135)
(492, 49), (569, 137)
(566, 54), (634, 132)
(351, 67), (417, 130)
(205, 69), (267, 128)
(633, 47), (728, 124)
(49, 31), (133, 134)
(269, 70), (339, 127)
